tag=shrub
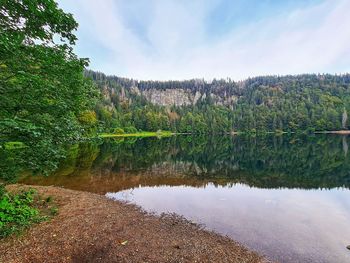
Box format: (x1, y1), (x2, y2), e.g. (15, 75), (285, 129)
(78, 111), (98, 126)
(124, 126), (138, 133)
(0, 189), (48, 238)
(113, 128), (125, 134)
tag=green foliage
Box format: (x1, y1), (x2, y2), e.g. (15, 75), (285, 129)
(0, 0), (98, 146)
(0, 0), (99, 184)
(0, 189), (44, 238)
(78, 111), (98, 126)
(114, 128), (125, 134)
(86, 71), (350, 134)
(124, 126), (138, 133)
(99, 130), (172, 138)
(0, 0), (78, 44)
(4, 141), (26, 150)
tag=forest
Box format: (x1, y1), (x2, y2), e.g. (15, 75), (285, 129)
(1, 0), (350, 185)
(86, 70), (350, 134)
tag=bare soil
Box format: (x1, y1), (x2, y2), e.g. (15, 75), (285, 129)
(1, 185), (270, 263)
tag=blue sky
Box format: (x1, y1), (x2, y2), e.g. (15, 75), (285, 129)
(57, 0), (350, 80)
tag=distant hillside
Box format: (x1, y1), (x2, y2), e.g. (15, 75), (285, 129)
(85, 70), (350, 133)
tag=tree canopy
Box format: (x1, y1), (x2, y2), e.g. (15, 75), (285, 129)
(86, 70), (350, 134)
(0, 0), (98, 185)
(0, 0), (97, 144)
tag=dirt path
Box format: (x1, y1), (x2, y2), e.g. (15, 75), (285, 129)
(1, 185), (270, 263)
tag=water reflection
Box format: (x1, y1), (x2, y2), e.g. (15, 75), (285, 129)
(18, 134), (350, 262)
(21, 134), (350, 191)
(107, 184), (350, 263)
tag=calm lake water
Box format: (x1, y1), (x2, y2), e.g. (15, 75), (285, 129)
(21, 135), (350, 263)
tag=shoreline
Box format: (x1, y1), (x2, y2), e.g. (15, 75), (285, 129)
(98, 130), (350, 138)
(1, 184), (270, 263)
(315, 130), (350, 134)
(98, 131), (174, 138)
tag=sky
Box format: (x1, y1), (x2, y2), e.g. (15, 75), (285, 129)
(57, 0), (350, 81)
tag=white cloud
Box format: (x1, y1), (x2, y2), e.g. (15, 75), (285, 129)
(58, 0), (350, 80)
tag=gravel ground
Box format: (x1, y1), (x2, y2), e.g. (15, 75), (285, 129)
(1, 185), (271, 263)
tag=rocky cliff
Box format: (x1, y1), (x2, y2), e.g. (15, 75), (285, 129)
(86, 70), (241, 108)
(140, 88), (238, 107)
(105, 81), (239, 108)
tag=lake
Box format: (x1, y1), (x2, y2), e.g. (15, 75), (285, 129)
(20, 135), (350, 263)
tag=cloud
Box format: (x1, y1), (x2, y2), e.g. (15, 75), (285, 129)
(58, 0), (350, 80)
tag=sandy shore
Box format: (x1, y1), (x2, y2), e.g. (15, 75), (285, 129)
(1, 185), (270, 263)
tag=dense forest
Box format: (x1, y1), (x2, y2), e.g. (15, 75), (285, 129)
(86, 70), (350, 134)
(0, 0), (98, 185)
(1, 0), (350, 185)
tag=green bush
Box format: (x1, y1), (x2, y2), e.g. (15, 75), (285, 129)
(0, 189), (43, 238)
(124, 126), (138, 133)
(113, 128), (125, 134)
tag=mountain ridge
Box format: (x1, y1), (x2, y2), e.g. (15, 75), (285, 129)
(85, 70), (350, 133)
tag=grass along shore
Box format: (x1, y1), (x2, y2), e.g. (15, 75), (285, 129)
(98, 130), (173, 138)
(98, 129), (350, 138)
